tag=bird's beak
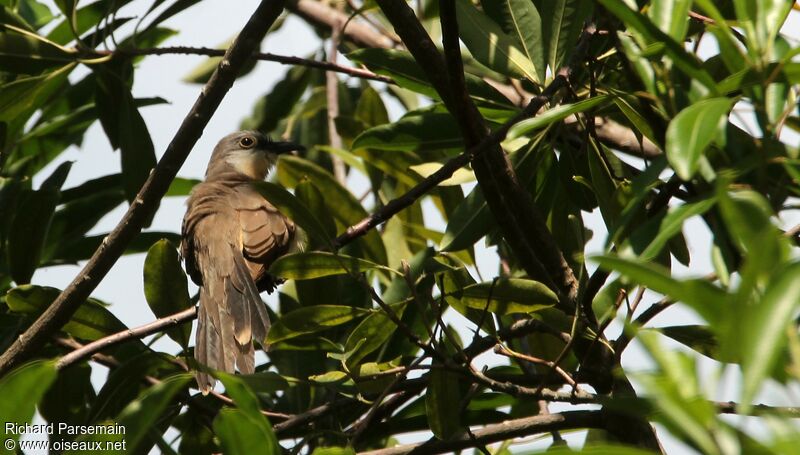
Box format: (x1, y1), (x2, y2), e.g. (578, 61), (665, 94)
(270, 141), (306, 155)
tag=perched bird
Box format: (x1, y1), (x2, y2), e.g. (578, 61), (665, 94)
(181, 130), (304, 393)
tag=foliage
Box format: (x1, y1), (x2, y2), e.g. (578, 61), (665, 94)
(1, 0), (799, 454)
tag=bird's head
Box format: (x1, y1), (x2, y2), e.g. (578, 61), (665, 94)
(207, 130), (305, 180)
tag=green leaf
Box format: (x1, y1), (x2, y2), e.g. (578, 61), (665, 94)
(46, 0), (134, 44)
(598, 0), (718, 91)
(311, 447), (356, 455)
(214, 409), (280, 455)
(457, 278), (558, 315)
(594, 256), (729, 325)
(277, 155), (387, 265)
(166, 177), (200, 196)
(0, 25), (75, 73)
(344, 301), (408, 369)
(0, 62), (74, 123)
(740, 261), (800, 412)
(648, 0), (692, 42)
(268, 305), (370, 344)
(77, 374), (191, 454)
(251, 181), (333, 248)
(658, 325), (734, 363)
(0, 360), (57, 446)
(621, 197), (717, 262)
(347, 48), (514, 109)
(665, 97), (733, 180)
(440, 186), (489, 252)
(54, 231), (181, 263)
(270, 251), (395, 280)
(143, 239), (192, 348)
(535, 0), (593, 74)
(456, 0), (539, 82)
(426, 364), (464, 440)
(355, 86), (390, 127)
(409, 162), (475, 186)
(94, 61), (158, 206)
(6, 285), (128, 340)
(507, 95), (612, 139)
(241, 65), (311, 134)
(481, 0), (546, 82)
(352, 110), (463, 152)
(7, 186), (59, 284)
(213, 373), (280, 455)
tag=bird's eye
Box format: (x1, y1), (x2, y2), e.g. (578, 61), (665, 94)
(238, 136), (256, 148)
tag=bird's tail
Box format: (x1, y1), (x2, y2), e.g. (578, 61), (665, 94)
(193, 255), (271, 394)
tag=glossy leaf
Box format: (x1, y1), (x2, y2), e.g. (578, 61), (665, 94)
(277, 155), (387, 265)
(740, 261), (800, 411)
(598, 0), (718, 91)
(7, 186), (59, 284)
(214, 373), (280, 455)
(0, 26), (75, 74)
(665, 98), (733, 180)
(352, 110), (463, 152)
(78, 374), (191, 453)
(0, 62), (74, 123)
(270, 251), (395, 280)
(94, 60), (158, 205)
(456, 278), (558, 315)
(6, 285), (128, 340)
(0, 360), (57, 446)
(241, 65), (311, 134)
(344, 301), (408, 369)
(621, 197), (717, 262)
(456, 0), (539, 82)
(426, 364), (464, 440)
(508, 95), (612, 139)
(143, 239), (192, 348)
(268, 305), (370, 344)
(347, 48), (514, 109)
(481, 0), (546, 82)
(535, 0), (593, 73)
(594, 256), (729, 325)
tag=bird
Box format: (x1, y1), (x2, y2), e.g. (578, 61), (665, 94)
(181, 130), (305, 393)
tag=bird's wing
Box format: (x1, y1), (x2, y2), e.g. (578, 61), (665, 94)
(185, 181), (268, 391)
(234, 185), (296, 291)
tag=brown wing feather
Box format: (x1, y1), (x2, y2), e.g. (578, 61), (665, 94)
(184, 179), (285, 391)
(234, 186), (296, 292)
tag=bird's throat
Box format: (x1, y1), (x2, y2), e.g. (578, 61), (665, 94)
(225, 150), (271, 180)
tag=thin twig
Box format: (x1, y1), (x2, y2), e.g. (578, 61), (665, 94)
(110, 46), (394, 84)
(56, 306), (197, 370)
(494, 345), (580, 390)
(356, 411), (605, 455)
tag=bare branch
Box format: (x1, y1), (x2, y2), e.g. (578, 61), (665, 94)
(56, 306), (197, 370)
(112, 46), (394, 84)
(0, 0), (288, 376)
(356, 411), (605, 455)
(287, 0), (396, 49)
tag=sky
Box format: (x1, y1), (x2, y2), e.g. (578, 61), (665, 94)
(23, 0), (800, 453)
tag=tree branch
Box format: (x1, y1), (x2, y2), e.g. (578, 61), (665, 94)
(112, 46), (393, 84)
(55, 306), (197, 370)
(287, 0), (397, 49)
(0, 0), (287, 377)
(356, 411), (605, 455)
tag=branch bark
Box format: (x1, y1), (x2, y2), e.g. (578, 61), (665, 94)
(55, 306), (197, 370)
(377, 0), (578, 306)
(112, 46), (393, 84)
(0, 0), (288, 377)
(356, 411), (605, 455)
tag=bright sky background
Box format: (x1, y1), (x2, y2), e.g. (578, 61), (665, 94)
(23, 1), (800, 453)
